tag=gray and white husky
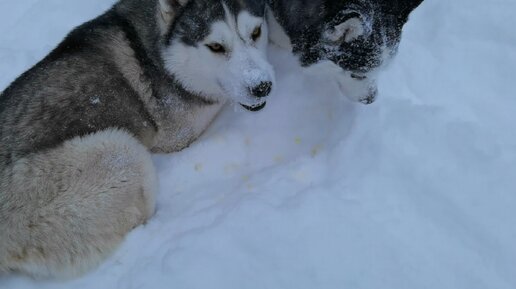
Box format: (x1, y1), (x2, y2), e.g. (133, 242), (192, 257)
(267, 0), (424, 104)
(0, 0), (273, 278)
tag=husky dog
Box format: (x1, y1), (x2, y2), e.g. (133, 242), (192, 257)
(0, 0), (274, 278)
(267, 0), (423, 104)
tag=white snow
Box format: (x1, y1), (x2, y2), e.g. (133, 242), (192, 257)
(1, 1), (516, 288)
(90, 96), (101, 105)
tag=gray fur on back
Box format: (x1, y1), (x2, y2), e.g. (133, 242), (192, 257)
(0, 0), (204, 167)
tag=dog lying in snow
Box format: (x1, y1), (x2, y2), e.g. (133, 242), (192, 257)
(0, 0), (274, 278)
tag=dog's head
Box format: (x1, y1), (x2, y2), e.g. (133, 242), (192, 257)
(160, 0), (274, 111)
(293, 0), (423, 104)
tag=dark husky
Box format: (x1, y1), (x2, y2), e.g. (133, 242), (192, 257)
(0, 0), (273, 278)
(267, 0), (424, 104)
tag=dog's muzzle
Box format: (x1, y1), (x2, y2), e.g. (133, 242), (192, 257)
(359, 86), (378, 105)
(349, 72), (378, 105)
(240, 81), (272, 112)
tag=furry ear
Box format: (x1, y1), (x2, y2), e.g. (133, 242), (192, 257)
(401, 0), (424, 19)
(158, 0), (190, 33)
(159, 0), (190, 13)
(388, 0), (424, 21)
(325, 16), (367, 43)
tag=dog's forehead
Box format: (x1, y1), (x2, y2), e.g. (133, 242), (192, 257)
(172, 0), (265, 46)
(184, 0), (225, 21)
(222, 0), (266, 17)
(172, 1), (224, 46)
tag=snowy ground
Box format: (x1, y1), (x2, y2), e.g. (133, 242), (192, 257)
(1, 0), (516, 288)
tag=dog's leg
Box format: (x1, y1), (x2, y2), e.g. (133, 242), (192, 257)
(0, 129), (157, 278)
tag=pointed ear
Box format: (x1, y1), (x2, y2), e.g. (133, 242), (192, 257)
(398, 0), (424, 20)
(159, 0), (190, 13)
(325, 16), (367, 43)
(158, 0), (190, 32)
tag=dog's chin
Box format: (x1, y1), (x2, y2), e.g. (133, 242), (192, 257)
(240, 101), (267, 112)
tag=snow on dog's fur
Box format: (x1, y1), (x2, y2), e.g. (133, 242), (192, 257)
(0, 0), (273, 279)
(267, 0), (424, 104)
(163, 0), (274, 111)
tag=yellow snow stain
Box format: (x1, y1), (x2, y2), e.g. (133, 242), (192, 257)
(292, 169), (308, 182)
(194, 163), (203, 172)
(274, 155), (284, 163)
(215, 192), (229, 203)
(224, 163), (240, 174)
(311, 144), (323, 158)
(295, 137), (302, 145)
(242, 175), (250, 182)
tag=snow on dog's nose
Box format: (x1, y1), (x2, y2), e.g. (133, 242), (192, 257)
(238, 64), (274, 111)
(242, 66), (273, 98)
(240, 71), (272, 111)
(358, 83), (378, 105)
(250, 81), (272, 98)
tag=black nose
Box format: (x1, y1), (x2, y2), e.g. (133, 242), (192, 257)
(250, 81), (272, 98)
(359, 88), (378, 105)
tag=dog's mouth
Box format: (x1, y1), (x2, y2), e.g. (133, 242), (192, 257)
(240, 101), (267, 112)
(350, 73), (367, 80)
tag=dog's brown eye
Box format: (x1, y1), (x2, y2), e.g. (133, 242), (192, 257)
(206, 43), (226, 54)
(251, 26), (261, 41)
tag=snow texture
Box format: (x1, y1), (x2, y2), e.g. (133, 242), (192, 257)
(1, 0), (516, 288)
